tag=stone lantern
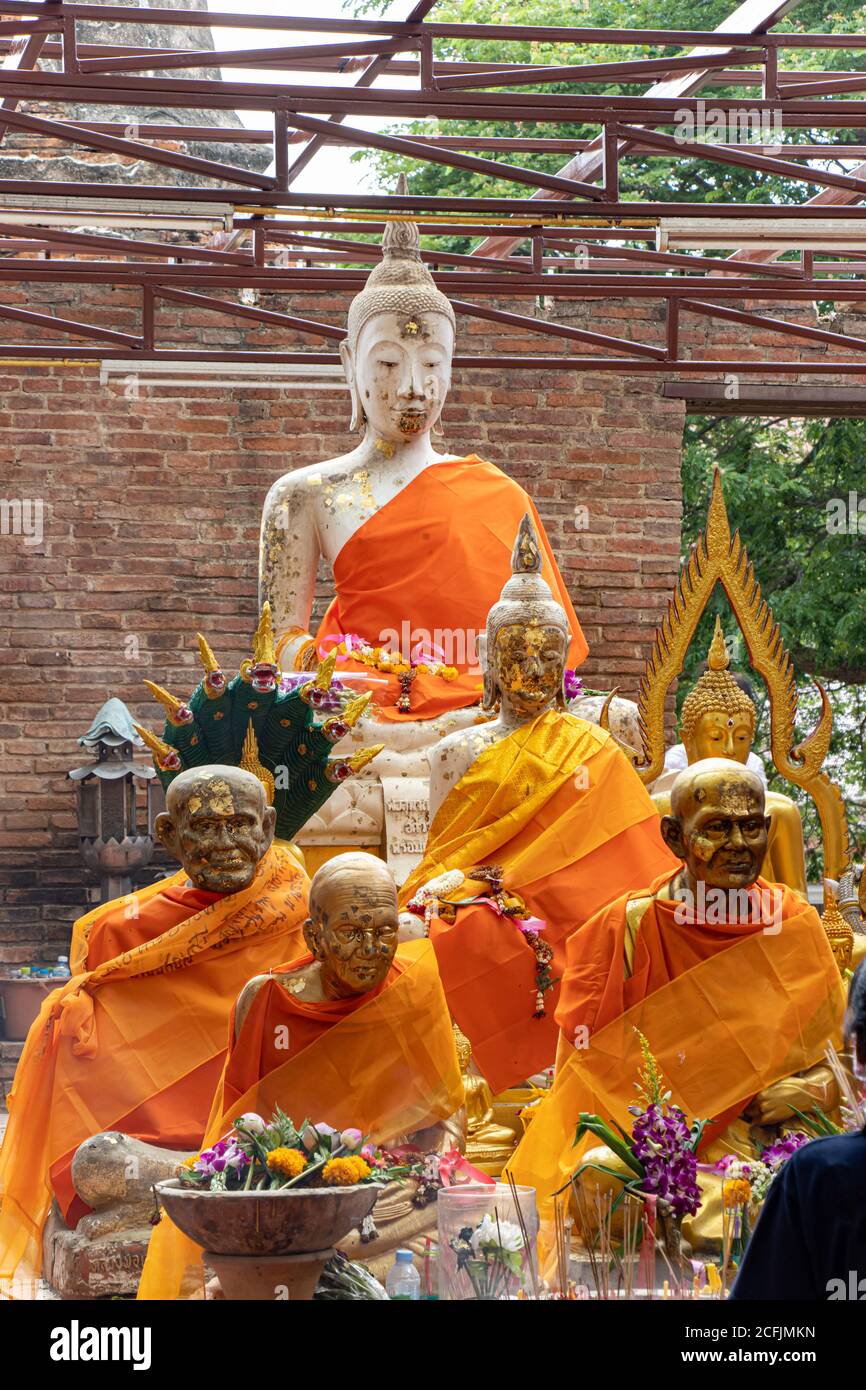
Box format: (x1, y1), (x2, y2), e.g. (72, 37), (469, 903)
(69, 698), (164, 901)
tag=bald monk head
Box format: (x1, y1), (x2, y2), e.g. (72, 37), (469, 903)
(660, 758), (771, 893)
(304, 852), (399, 999)
(155, 765), (276, 893)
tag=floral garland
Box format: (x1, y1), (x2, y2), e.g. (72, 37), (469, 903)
(335, 636), (459, 683)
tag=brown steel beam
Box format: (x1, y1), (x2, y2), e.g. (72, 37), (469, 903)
(283, 110), (605, 200)
(1, 5), (864, 49)
(662, 381), (866, 414)
(0, 300), (140, 345)
(613, 121), (866, 196)
(679, 297), (866, 353)
(151, 285), (345, 341)
(0, 219), (252, 262)
(450, 297), (667, 358)
(0, 104), (275, 188)
(435, 49), (767, 90)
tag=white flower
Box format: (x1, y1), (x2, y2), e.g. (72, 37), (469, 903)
(470, 1213), (524, 1255)
(236, 1112), (266, 1135)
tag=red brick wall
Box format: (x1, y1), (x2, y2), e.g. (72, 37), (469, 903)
(4, 281), (861, 963)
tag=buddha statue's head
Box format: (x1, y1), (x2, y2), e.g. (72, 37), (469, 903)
(303, 851), (399, 999)
(482, 513), (570, 717)
(661, 758), (770, 892)
(155, 765), (275, 893)
(340, 193), (456, 446)
(680, 617), (757, 765)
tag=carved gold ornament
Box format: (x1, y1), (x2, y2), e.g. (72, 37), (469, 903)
(634, 467), (850, 882)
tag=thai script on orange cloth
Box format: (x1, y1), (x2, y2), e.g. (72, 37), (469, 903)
(291, 456), (588, 721)
(0, 846), (308, 1297)
(506, 873), (845, 1218)
(137, 937), (463, 1300)
(399, 711), (678, 1093)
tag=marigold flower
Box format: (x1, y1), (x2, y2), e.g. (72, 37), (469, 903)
(322, 1155), (372, 1186)
(181, 1154), (198, 1168)
(723, 1176), (752, 1208)
(267, 1147), (308, 1180)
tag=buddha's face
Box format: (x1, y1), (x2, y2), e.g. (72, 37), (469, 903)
(685, 710), (754, 765)
(492, 621), (567, 718)
(305, 866), (399, 998)
(155, 768), (275, 893)
(661, 767), (770, 891)
(345, 310), (453, 443)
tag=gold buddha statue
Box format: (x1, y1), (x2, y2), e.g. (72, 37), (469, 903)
(652, 618), (809, 897)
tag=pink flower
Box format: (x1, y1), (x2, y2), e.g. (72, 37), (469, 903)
(340, 1128), (363, 1151)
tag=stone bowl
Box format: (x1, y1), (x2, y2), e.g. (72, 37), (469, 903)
(155, 1180), (383, 1257)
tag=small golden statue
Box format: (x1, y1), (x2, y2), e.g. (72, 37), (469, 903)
(652, 617), (809, 896)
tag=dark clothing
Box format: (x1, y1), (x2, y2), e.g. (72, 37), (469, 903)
(731, 1131), (866, 1301)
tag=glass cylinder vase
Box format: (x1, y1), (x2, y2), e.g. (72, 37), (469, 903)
(437, 1183), (539, 1300)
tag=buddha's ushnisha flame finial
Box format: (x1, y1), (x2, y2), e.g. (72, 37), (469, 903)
(706, 614), (730, 672)
(251, 601), (277, 668)
(134, 722), (181, 771)
(143, 680), (193, 726)
(679, 617), (756, 744)
(512, 512), (543, 577)
(239, 720), (275, 806)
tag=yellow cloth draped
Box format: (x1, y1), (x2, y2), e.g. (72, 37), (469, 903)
(399, 711), (676, 1090)
(506, 892), (845, 1221)
(137, 937), (462, 1300)
(0, 846), (307, 1298)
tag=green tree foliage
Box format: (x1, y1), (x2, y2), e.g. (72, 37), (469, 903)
(353, 0), (866, 249)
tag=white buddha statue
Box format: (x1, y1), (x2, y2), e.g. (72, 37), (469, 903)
(259, 205), (585, 879)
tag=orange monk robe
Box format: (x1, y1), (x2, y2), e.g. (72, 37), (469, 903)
(506, 872), (845, 1219)
(70, 880), (222, 974)
(0, 846), (308, 1297)
(137, 937), (463, 1300)
(296, 456), (587, 722)
(399, 711), (678, 1093)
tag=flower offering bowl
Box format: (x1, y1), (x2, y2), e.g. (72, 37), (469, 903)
(155, 1179), (383, 1257)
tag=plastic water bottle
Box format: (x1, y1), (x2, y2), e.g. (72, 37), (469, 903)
(386, 1249), (420, 1300)
(54, 956), (70, 978)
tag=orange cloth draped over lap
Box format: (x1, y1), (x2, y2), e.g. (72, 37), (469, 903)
(0, 846), (308, 1298)
(506, 872), (845, 1219)
(302, 457), (587, 722)
(398, 711), (677, 1093)
(137, 937), (463, 1300)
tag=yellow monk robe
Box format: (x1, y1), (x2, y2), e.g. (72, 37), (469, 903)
(506, 872), (845, 1223)
(138, 937), (462, 1300)
(296, 457), (587, 722)
(399, 712), (678, 1093)
(0, 846), (307, 1298)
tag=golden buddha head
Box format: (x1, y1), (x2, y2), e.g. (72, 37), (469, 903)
(155, 765), (275, 893)
(340, 189), (456, 442)
(661, 758), (770, 892)
(680, 617), (757, 765)
(303, 851), (399, 999)
(483, 513), (570, 715)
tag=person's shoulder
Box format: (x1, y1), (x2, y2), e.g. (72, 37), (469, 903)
(785, 1131), (866, 1183)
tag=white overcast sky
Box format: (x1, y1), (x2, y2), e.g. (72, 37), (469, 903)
(205, 0), (413, 194)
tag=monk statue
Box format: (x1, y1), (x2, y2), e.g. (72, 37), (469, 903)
(398, 514), (676, 1109)
(0, 765), (309, 1298)
(138, 852), (464, 1297)
(651, 617), (809, 897)
(507, 758), (846, 1251)
(258, 205), (587, 876)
